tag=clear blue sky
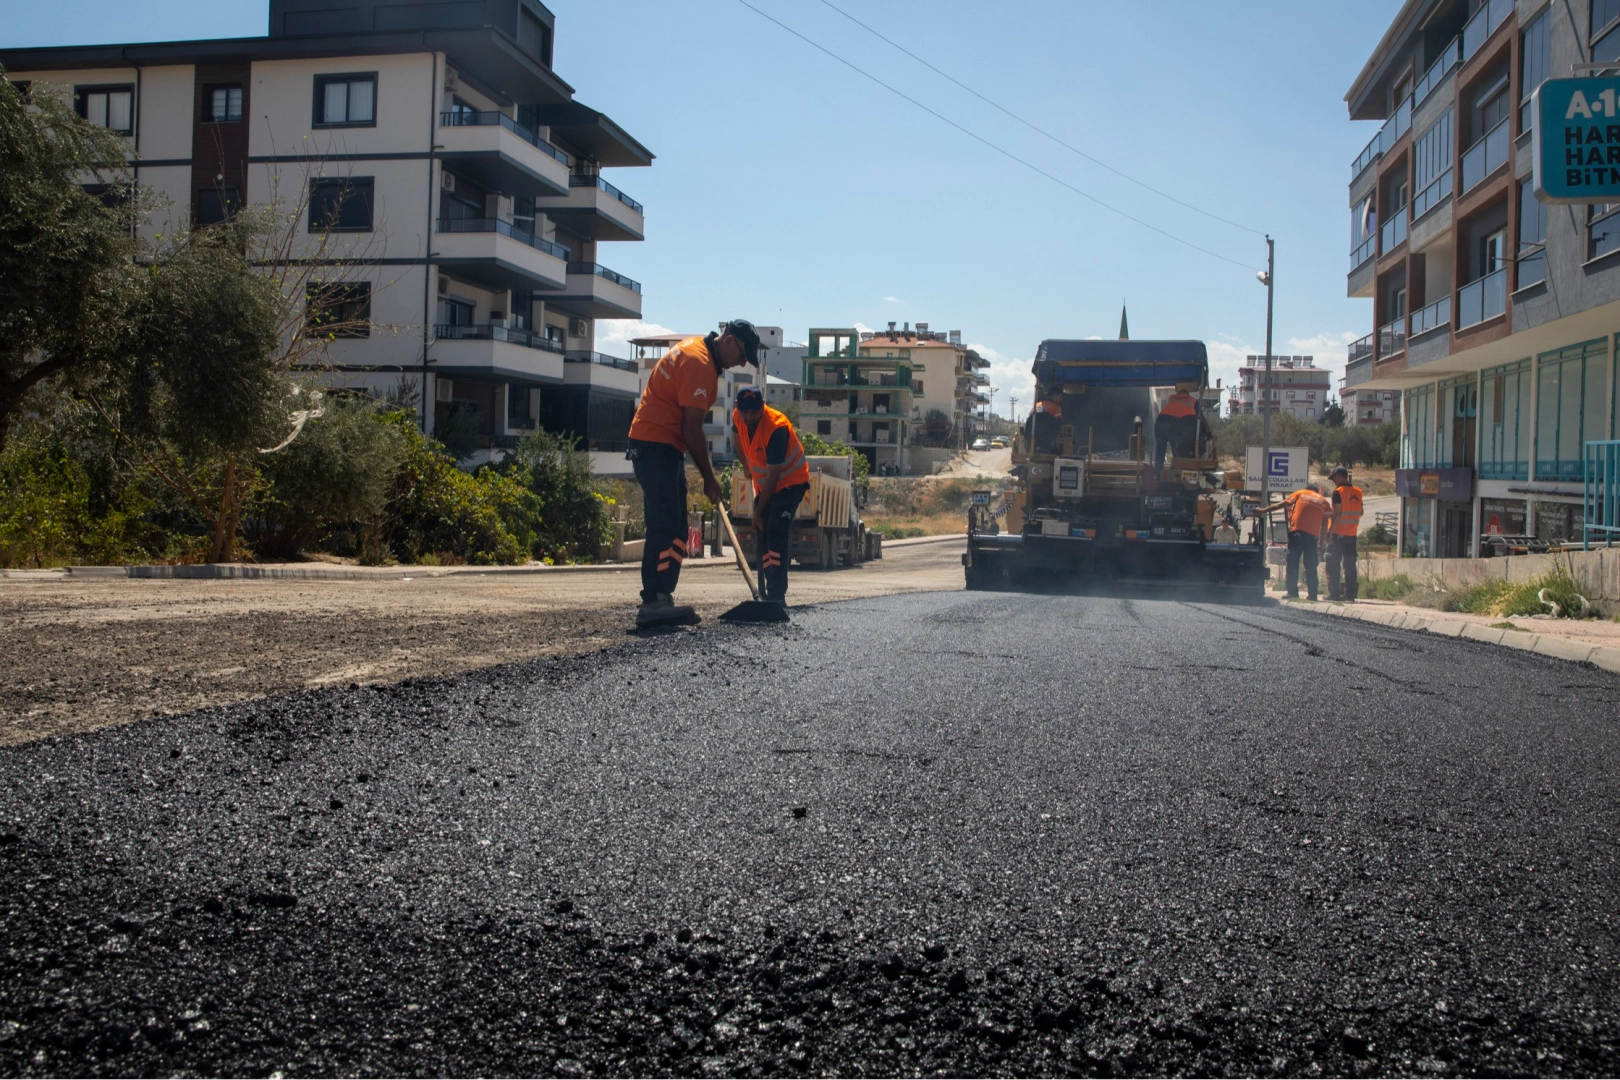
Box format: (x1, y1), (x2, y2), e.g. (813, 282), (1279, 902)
(5, 0), (1402, 413)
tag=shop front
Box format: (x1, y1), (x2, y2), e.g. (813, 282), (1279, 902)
(1396, 467), (1475, 558)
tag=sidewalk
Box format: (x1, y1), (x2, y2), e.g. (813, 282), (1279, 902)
(1287, 596), (1620, 673)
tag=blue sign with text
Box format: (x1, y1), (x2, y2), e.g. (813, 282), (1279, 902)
(1533, 77), (1620, 203)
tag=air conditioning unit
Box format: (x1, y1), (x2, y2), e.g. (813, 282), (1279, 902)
(440, 172), (456, 192)
(568, 318), (588, 338)
(435, 379), (453, 403)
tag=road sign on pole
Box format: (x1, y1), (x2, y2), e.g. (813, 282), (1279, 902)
(1533, 76), (1620, 203)
(1245, 446), (1308, 493)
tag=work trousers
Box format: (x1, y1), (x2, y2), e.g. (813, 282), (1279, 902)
(1285, 530), (1320, 599)
(628, 439), (688, 603)
(1325, 533), (1359, 600)
(756, 483), (809, 601)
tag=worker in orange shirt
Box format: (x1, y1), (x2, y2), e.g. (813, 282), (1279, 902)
(732, 387), (813, 606)
(1153, 385), (1201, 479)
(1325, 465), (1365, 602)
(625, 320), (760, 628)
(1256, 483), (1332, 601)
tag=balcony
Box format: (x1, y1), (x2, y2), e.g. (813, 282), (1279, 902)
(1348, 333), (1374, 366)
(1461, 0), (1514, 65)
(435, 217), (568, 291)
(1343, 353), (1374, 390)
(1379, 316), (1406, 359)
(1351, 93), (1412, 181)
(1411, 168), (1452, 221)
(1460, 118), (1510, 195)
(438, 111), (569, 198)
(1351, 233), (1377, 271)
(1456, 267), (1507, 329)
(1378, 211), (1407, 256)
(1415, 39), (1462, 107)
(563, 350), (640, 396)
(549, 262), (643, 320)
(539, 174), (646, 242)
(1409, 296), (1451, 338)
(431, 323), (564, 382)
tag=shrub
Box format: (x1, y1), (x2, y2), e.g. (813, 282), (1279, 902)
(0, 439), (154, 568)
(1358, 573), (1415, 601)
(384, 416), (527, 566)
(502, 429), (613, 563)
(1499, 566), (1593, 618)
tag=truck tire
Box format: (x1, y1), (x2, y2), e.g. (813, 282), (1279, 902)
(820, 531), (835, 570)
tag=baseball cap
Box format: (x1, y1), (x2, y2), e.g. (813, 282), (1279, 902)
(1330, 465), (1349, 478)
(722, 319), (762, 366)
(736, 386), (764, 410)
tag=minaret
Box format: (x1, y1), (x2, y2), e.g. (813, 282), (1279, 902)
(1118, 302), (1129, 341)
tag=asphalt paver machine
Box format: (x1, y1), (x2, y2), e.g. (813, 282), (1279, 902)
(964, 339), (1267, 601)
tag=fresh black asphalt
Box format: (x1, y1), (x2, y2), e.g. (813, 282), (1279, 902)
(2, 591), (1618, 1076)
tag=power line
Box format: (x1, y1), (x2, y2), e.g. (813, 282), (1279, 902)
(733, 0), (1262, 273)
(816, 0), (1265, 238)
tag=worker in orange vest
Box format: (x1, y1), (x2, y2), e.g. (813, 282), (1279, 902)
(1325, 465), (1365, 602)
(1153, 386), (1201, 479)
(732, 387), (813, 606)
(626, 320), (760, 627)
(1257, 483), (1333, 600)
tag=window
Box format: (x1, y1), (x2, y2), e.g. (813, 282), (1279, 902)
(205, 85), (242, 123)
(507, 385), (535, 427)
(1402, 384), (1437, 467)
(308, 177), (374, 232)
(1480, 229), (1506, 277)
(75, 85), (133, 134)
(196, 185), (239, 227)
(313, 74), (376, 126)
(1473, 69), (1511, 139)
(1482, 361), (1532, 480)
(305, 281), (371, 338)
(438, 297), (474, 328)
(1597, 0), (1620, 61)
(1411, 109), (1453, 218)
(1521, 9), (1550, 131)
(817, 420), (832, 436)
(448, 96), (476, 123)
(1591, 203), (1620, 260)
(1518, 177), (1547, 287)
(1536, 340), (1609, 481)
(913, 380), (923, 395)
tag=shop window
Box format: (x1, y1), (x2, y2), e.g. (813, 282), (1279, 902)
(1535, 340), (1609, 481)
(1402, 384), (1438, 467)
(1533, 501), (1584, 545)
(1439, 375), (1478, 468)
(1481, 359), (1530, 480)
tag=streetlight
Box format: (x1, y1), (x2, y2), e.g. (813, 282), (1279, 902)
(1257, 236), (1275, 521)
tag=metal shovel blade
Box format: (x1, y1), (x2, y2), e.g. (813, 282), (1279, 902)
(720, 599), (790, 623)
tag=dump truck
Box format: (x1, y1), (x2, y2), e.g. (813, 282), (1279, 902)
(963, 339), (1267, 601)
(729, 455), (881, 569)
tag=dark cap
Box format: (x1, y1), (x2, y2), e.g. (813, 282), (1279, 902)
(722, 319), (762, 366)
(1330, 465), (1349, 478)
(736, 386), (764, 410)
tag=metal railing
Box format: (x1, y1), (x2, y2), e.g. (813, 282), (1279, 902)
(1351, 233), (1377, 270)
(1462, 0), (1515, 65)
(1379, 315), (1406, 358)
(434, 323), (564, 352)
(1410, 295), (1451, 337)
(1415, 38), (1463, 106)
(1352, 93), (1413, 179)
(1379, 211), (1407, 254)
(437, 217), (570, 259)
(1349, 333), (1374, 365)
(1460, 118), (1511, 194)
(568, 173), (644, 215)
(565, 262), (642, 293)
(1456, 267), (1507, 328)
(439, 110), (569, 164)
(563, 350), (638, 371)
(1584, 440), (1620, 548)
(1411, 168), (1453, 220)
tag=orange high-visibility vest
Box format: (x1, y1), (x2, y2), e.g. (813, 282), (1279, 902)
(1284, 489), (1331, 536)
(733, 404), (811, 494)
(1160, 391), (1197, 419)
(1332, 483), (1365, 536)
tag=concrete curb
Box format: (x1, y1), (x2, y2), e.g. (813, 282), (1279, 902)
(1289, 599), (1620, 673)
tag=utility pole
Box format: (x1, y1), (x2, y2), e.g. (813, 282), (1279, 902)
(1258, 236), (1276, 523)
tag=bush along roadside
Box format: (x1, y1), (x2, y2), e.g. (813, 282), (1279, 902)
(1355, 566), (1603, 619)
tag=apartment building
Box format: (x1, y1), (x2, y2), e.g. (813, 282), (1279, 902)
(1227, 356), (1332, 421)
(800, 328), (913, 474)
(1341, 387), (1400, 424)
(0, 0), (651, 476)
(860, 323), (990, 446)
(1344, 0), (1620, 556)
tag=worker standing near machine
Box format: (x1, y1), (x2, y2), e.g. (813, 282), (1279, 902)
(732, 386), (811, 606)
(1325, 465), (1364, 602)
(1153, 385), (1201, 478)
(1257, 484), (1333, 601)
(625, 320), (761, 627)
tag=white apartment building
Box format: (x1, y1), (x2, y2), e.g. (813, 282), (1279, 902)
(1341, 387), (1398, 425)
(0, 0), (651, 476)
(1226, 355), (1332, 421)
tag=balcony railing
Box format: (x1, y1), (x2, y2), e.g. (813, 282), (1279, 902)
(1410, 295), (1451, 337)
(1352, 93), (1413, 179)
(1379, 316), (1407, 358)
(439, 110), (569, 164)
(1415, 39), (1463, 106)
(563, 350), (638, 372)
(1349, 333), (1374, 365)
(1351, 233), (1377, 271)
(1460, 118), (1510, 194)
(568, 173), (644, 215)
(1456, 267), (1507, 328)
(1462, 0), (1514, 65)
(1411, 168), (1453, 220)
(434, 323), (564, 352)
(566, 262), (642, 293)
(1379, 210), (1407, 254)
(437, 217), (570, 259)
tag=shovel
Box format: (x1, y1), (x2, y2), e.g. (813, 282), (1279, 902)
(717, 502), (789, 623)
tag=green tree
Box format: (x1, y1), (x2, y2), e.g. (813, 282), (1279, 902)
(0, 74), (137, 452)
(1322, 400), (1346, 427)
(504, 428), (613, 563)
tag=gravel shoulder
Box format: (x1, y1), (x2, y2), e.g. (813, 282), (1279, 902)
(0, 539), (966, 746)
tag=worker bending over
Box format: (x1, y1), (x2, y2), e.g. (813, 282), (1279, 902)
(1153, 385), (1201, 479)
(1325, 465), (1364, 602)
(625, 319), (760, 628)
(732, 387), (812, 607)
(1257, 484), (1332, 601)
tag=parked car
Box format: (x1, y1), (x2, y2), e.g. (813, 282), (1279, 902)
(989, 437), (1008, 449)
(971, 437), (991, 451)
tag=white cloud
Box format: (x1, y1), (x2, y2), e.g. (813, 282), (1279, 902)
(968, 341), (1034, 416)
(853, 321), (875, 335)
(594, 319), (678, 353)
(881, 296), (900, 304)
(1286, 331), (1357, 368)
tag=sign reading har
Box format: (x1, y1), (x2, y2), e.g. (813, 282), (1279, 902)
(1533, 77), (1620, 202)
